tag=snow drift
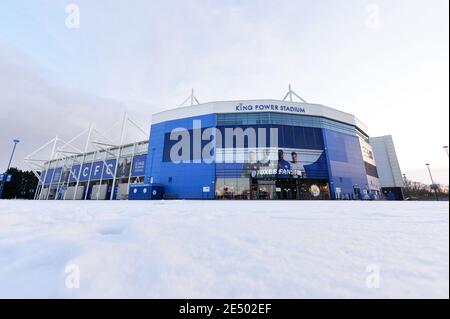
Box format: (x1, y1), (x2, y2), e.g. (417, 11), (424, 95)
(0, 200), (448, 298)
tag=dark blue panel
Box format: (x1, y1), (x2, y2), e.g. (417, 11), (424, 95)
(162, 129), (214, 162)
(129, 184), (164, 200)
(216, 125), (324, 150)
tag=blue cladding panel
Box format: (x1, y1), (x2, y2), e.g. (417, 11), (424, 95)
(146, 114), (217, 199)
(323, 129), (368, 199)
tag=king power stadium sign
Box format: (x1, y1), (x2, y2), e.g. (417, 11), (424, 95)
(235, 103), (306, 114)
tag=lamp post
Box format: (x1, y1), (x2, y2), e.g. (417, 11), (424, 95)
(444, 146), (449, 157)
(425, 163), (439, 201)
(0, 139), (20, 199)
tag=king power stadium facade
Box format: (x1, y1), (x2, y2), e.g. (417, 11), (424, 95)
(31, 92), (405, 201)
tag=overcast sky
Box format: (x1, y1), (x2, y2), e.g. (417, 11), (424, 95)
(0, 0), (448, 184)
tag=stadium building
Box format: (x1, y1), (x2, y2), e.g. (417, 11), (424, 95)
(27, 88), (405, 201)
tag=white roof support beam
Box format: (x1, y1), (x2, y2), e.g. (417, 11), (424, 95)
(127, 117), (150, 137)
(178, 89), (201, 108)
(282, 84), (307, 103)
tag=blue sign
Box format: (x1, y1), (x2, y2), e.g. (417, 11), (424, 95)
(52, 168), (62, 184)
(131, 154), (147, 176)
(6, 175), (12, 182)
(89, 160), (116, 180)
(69, 165), (81, 183)
(101, 159), (116, 180)
(90, 161), (104, 180)
(55, 159), (119, 184)
(79, 163), (92, 181)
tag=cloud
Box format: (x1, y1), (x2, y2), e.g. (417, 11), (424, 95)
(0, 41), (148, 171)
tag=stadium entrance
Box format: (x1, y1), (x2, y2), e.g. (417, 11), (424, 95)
(250, 178), (330, 200)
(253, 178), (330, 200)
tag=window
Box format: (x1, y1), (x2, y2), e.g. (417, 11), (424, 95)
(215, 178), (250, 200)
(217, 113), (358, 136)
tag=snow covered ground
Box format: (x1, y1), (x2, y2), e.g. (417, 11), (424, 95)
(0, 200), (448, 299)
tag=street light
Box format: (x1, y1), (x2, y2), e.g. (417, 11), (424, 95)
(444, 146), (449, 157)
(0, 139), (20, 199)
(425, 163), (439, 201)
